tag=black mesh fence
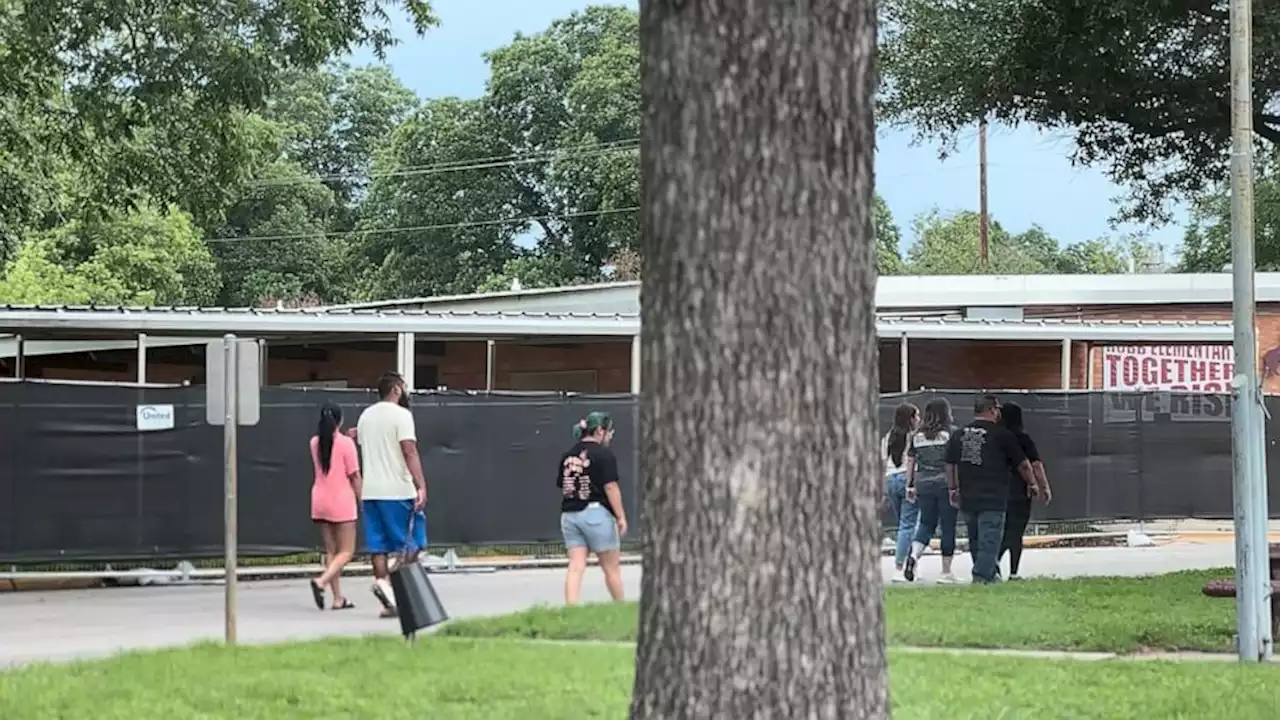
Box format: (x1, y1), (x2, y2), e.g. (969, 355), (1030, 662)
(0, 382), (1266, 563)
(0, 382), (638, 563)
(878, 390), (1249, 528)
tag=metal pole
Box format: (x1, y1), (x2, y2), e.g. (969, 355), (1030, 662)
(486, 340), (497, 391)
(1253, 408), (1274, 659)
(978, 117), (989, 267)
(1060, 339), (1071, 390)
(222, 334), (239, 645)
(258, 339), (268, 386)
(630, 335), (641, 394)
(14, 334), (23, 379)
(899, 334), (909, 392)
(1229, 0), (1270, 662)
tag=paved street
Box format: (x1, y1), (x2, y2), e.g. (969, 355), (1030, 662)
(0, 540), (1238, 669)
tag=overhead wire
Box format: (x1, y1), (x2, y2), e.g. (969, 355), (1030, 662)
(207, 206), (640, 244)
(247, 137), (640, 188)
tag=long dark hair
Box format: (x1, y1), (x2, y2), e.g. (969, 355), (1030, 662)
(921, 397), (953, 439)
(1000, 401), (1026, 434)
(886, 403), (917, 466)
(316, 402), (343, 474)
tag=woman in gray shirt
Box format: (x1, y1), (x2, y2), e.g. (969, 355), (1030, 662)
(903, 397), (960, 583)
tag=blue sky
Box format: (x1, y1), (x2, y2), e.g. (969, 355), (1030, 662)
(353, 0), (1187, 256)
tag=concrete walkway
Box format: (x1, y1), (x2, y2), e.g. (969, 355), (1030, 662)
(0, 540), (1241, 669)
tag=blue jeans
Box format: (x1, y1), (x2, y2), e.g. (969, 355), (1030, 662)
(966, 510), (1007, 583)
(912, 485), (958, 556)
(885, 472), (918, 566)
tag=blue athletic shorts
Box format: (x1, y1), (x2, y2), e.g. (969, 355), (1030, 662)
(362, 499), (427, 555)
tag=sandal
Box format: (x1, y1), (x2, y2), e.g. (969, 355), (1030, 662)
(332, 599), (355, 611)
(309, 580), (326, 610)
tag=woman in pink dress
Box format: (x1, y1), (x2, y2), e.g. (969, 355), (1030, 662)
(308, 402), (361, 610)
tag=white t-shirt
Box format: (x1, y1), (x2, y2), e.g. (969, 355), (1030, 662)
(356, 401), (417, 500)
(882, 432), (907, 476)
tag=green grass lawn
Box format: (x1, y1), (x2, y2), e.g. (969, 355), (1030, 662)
(440, 569), (1241, 653)
(2, 635), (1279, 719)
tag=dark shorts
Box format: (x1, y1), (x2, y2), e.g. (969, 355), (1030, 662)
(362, 499), (427, 555)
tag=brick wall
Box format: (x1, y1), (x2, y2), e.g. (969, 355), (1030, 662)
(879, 339), (1087, 393)
(20, 339), (634, 393)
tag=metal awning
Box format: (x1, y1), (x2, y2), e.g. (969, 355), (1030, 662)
(0, 305), (1233, 343)
(0, 306), (639, 339)
(877, 317), (1233, 342)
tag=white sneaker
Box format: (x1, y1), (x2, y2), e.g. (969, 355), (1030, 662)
(891, 570), (908, 583)
(936, 573), (959, 584)
(372, 578), (397, 610)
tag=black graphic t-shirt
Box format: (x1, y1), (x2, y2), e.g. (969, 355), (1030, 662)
(945, 419), (1026, 513)
(557, 440), (620, 515)
(1006, 431), (1041, 504)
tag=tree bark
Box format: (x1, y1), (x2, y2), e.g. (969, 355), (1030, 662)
(632, 1), (887, 719)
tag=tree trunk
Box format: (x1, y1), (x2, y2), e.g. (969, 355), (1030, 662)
(631, 1), (887, 719)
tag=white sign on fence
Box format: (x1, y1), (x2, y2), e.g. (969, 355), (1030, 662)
(1102, 344), (1235, 392)
(135, 404), (175, 431)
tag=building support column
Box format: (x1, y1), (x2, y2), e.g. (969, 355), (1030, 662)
(485, 340), (496, 391)
(1086, 345), (1096, 390)
(136, 333), (148, 384)
(630, 334), (642, 394)
(396, 333), (416, 390)
(258, 339), (268, 386)
(899, 334), (909, 393)
(13, 334), (24, 380)
(1060, 338), (1072, 390)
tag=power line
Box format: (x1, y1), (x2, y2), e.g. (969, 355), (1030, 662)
(207, 206), (640, 244)
(249, 138), (640, 188)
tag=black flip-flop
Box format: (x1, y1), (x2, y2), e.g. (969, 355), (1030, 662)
(309, 580), (326, 610)
(332, 599), (355, 611)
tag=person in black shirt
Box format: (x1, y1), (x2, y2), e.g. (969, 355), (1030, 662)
(998, 402), (1053, 580)
(945, 394), (1035, 583)
(557, 411), (629, 604)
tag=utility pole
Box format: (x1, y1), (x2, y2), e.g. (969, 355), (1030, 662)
(1228, 0), (1273, 662)
(978, 116), (989, 267)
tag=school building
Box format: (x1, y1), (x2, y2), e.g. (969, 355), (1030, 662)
(0, 273), (1275, 395)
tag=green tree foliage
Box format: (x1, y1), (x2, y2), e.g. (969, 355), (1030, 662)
(878, 0), (1278, 222)
(1179, 154), (1280, 272)
(264, 64), (420, 222)
(483, 5), (640, 281)
(874, 195), (906, 275)
(357, 98), (520, 298)
(0, 205), (219, 305)
(1, 0), (436, 233)
(0, 1), (435, 305)
(208, 63), (422, 305)
(903, 210), (1130, 275)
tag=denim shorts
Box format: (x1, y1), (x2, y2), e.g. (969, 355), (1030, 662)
(561, 503), (620, 553)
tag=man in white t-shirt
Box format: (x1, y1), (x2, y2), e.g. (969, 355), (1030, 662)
(354, 371), (427, 617)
